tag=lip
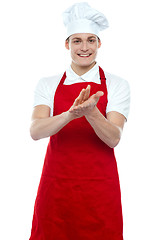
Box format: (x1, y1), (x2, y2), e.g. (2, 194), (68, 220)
(77, 53), (92, 58)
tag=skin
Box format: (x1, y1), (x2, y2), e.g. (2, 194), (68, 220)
(30, 33), (126, 148)
(65, 33), (101, 75)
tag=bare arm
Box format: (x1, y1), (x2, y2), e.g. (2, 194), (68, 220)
(30, 86), (91, 140)
(85, 109), (126, 148)
(30, 85), (126, 146)
(30, 105), (72, 140)
(69, 87), (126, 148)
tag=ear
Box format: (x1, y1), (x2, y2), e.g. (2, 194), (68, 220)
(98, 39), (102, 49)
(65, 40), (70, 50)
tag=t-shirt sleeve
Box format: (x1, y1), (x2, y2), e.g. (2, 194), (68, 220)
(33, 78), (52, 109)
(106, 75), (130, 120)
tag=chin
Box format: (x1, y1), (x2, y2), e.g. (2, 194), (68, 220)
(77, 60), (96, 68)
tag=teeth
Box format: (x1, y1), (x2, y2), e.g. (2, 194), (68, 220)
(79, 54), (90, 57)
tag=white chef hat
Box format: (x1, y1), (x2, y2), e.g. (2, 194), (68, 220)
(62, 2), (109, 39)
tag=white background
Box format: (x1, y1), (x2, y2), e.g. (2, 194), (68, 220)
(0, 0), (160, 239)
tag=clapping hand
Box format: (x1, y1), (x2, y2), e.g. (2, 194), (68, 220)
(69, 85), (104, 119)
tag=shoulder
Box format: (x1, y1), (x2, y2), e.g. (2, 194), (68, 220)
(103, 71), (130, 120)
(36, 73), (64, 91)
(104, 71), (130, 93)
(33, 72), (64, 110)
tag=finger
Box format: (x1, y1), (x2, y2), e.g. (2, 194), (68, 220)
(70, 105), (81, 111)
(72, 97), (79, 107)
(72, 89), (85, 107)
(78, 89), (86, 103)
(69, 106), (77, 112)
(83, 85), (91, 101)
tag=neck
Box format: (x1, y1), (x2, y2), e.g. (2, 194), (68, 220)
(71, 62), (96, 76)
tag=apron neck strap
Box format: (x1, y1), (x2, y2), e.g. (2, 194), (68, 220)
(99, 66), (106, 84)
(59, 72), (66, 85)
(60, 66), (106, 85)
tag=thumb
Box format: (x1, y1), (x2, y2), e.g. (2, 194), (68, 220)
(94, 91), (104, 99)
(92, 91), (104, 105)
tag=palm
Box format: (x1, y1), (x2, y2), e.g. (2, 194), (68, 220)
(69, 85), (104, 118)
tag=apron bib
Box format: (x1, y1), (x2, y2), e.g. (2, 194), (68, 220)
(29, 67), (123, 240)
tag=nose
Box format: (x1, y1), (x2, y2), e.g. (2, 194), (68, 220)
(81, 41), (89, 52)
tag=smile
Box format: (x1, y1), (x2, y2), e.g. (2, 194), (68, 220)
(77, 54), (92, 57)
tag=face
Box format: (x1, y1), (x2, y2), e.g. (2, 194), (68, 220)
(65, 33), (101, 69)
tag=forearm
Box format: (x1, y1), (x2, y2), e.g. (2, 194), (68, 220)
(85, 107), (122, 148)
(30, 111), (73, 140)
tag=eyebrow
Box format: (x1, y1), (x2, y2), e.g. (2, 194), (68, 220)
(72, 38), (81, 40)
(72, 36), (97, 40)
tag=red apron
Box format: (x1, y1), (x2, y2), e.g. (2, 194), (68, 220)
(29, 67), (123, 240)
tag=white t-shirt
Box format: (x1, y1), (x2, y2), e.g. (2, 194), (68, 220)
(33, 63), (130, 119)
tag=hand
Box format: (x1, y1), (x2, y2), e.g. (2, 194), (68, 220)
(69, 85), (104, 119)
(71, 84), (91, 107)
(68, 85), (90, 119)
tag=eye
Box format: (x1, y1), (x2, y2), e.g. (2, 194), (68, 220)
(89, 39), (96, 43)
(73, 40), (81, 44)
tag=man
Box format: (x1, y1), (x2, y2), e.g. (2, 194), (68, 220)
(29, 2), (130, 240)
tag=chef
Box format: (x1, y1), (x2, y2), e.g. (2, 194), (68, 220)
(29, 2), (130, 240)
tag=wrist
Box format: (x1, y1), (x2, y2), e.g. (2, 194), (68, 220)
(64, 111), (75, 122)
(85, 106), (99, 120)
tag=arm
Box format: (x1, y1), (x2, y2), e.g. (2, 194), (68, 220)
(30, 105), (72, 140)
(30, 86), (91, 140)
(69, 88), (126, 148)
(85, 109), (126, 148)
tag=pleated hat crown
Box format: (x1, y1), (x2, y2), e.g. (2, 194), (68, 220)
(62, 2), (109, 38)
